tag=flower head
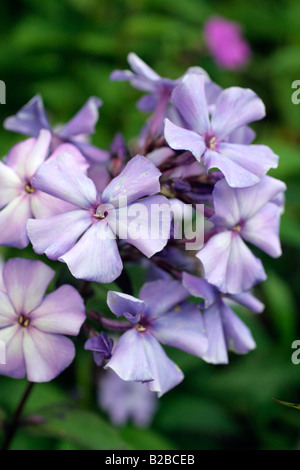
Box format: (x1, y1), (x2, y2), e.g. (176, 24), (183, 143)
(183, 272), (263, 364)
(98, 369), (158, 427)
(4, 95), (107, 162)
(196, 176), (286, 293)
(0, 130), (88, 248)
(164, 73), (279, 188)
(27, 154), (171, 283)
(0, 258), (85, 382)
(204, 16), (252, 70)
(105, 279), (208, 396)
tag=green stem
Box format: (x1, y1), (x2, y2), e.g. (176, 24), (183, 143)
(1, 381), (35, 451)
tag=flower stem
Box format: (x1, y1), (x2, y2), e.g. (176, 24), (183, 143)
(1, 382), (35, 451)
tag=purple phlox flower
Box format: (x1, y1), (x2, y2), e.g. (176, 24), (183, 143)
(111, 53), (221, 142)
(85, 331), (114, 367)
(0, 258), (85, 382)
(164, 73), (279, 188)
(203, 16), (252, 70)
(183, 272), (263, 364)
(0, 129), (88, 248)
(4, 94), (108, 163)
(105, 279), (208, 396)
(27, 154), (171, 283)
(98, 369), (158, 427)
(196, 176), (287, 294)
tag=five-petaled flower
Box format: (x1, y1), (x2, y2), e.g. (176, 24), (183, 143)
(0, 258), (85, 382)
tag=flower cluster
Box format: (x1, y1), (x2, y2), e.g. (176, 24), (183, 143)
(0, 53), (285, 402)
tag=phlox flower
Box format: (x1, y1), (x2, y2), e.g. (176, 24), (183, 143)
(0, 258), (85, 382)
(196, 176), (286, 294)
(0, 129), (87, 248)
(203, 16), (252, 70)
(27, 154), (171, 283)
(111, 53), (222, 139)
(4, 95), (107, 162)
(105, 279), (208, 396)
(183, 272), (263, 364)
(164, 73), (279, 188)
(98, 369), (158, 427)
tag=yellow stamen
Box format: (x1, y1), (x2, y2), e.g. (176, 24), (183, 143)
(136, 324), (146, 332)
(25, 184), (35, 194)
(208, 137), (217, 150)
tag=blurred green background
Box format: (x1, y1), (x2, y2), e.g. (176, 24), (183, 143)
(0, 0), (300, 450)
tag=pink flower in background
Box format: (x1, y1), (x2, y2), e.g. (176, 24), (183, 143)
(203, 16), (251, 70)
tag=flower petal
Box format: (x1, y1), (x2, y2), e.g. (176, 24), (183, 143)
(0, 194), (32, 249)
(30, 190), (77, 219)
(59, 221), (123, 283)
(196, 231), (267, 294)
(151, 301), (208, 357)
(23, 328), (75, 382)
(102, 155), (162, 207)
(3, 258), (55, 314)
(211, 87), (265, 139)
(182, 272), (218, 306)
(227, 291), (264, 313)
(164, 119), (206, 162)
(30, 285), (85, 335)
(4, 94), (51, 137)
(0, 290), (17, 327)
(139, 279), (189, 319)
(221, 302), (256, 354)
(31, 153), (98, 209)
(142, 333), (184, 397)
(114, 196), (171, 258)
(0, 161), (23, 209)
(205, 143), (278, 188)
(27, 209), (92, 260)
(171, 73), (210, 134)
(242, 202), (282, 257)
(107, 291), (145, 323)
(58, 97), (102, 138)
(201, 303), (228, 364)
(128, 52), (160, 81)
(105, 328), (153, 382)
(0, 325), (26, 378)
(48, 143), (89, 172)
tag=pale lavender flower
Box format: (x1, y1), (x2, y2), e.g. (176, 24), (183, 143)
(98, 369), (158, 427)
(111, 53), (221, 139)
(105, 280), (208, 396)
(0, 130), (87, 248)
(27, 154), (171, 283)
(183, 272), (263, 364)
(85, 332), (113, 367)
(203, 16), (252, 70)
(4, 95), (107, 162)
(0, 258), (85, 382)
(164, 73), (279, 188)
(196, 176), (286, 294)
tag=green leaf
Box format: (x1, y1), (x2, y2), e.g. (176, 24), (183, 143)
(26, 405), (129, 450)
(261, 271), (297, 344)
(121, 425), (176, 450)
(272, 398), (300, 410)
